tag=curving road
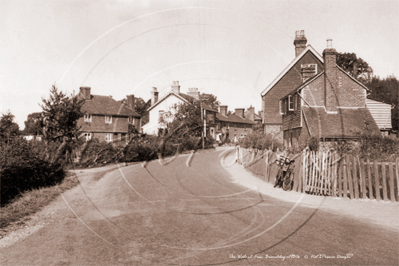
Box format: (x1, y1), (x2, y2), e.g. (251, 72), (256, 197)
(0, 147), (398, 265)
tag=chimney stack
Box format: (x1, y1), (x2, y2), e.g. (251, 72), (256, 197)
(219, 105), (228, 116)
(171, 81), (180, 94)
(323, 39), (338, 112)
(79, 87), (91, 100)
(127, 94), (135, 111)
(151, 87), (159, 106)
(247, 105), (255, 121)
(235, 108), (245, 118)
(294, 30), (307, 57)
(187, 87), (200, 100)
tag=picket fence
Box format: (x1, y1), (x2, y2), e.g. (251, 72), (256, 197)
(237, 147), (399, 202)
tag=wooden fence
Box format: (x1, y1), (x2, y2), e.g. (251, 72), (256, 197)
(237, 147), (399, 202)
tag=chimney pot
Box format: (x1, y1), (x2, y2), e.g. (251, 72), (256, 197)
(171, 81), (180, 94)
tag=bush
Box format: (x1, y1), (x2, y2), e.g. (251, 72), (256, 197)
(239, 132), (283, 151)
(1, 139), (65, 205)
(333, 134), (399, 161)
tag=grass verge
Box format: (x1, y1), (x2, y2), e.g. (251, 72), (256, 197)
(0, 172), (79, 229)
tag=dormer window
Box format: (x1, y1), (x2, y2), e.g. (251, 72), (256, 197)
(128, 116), (134, 124)
(105, 115), (112, 124)
(301, 64), (317, 82)
(84, 114), (92, 122)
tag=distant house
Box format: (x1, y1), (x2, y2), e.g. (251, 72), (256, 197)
(261, 31), (324, 140)
(366, 99), (392, 135)
(215, 106), (256, 142)
(142, 81), (218, 136)
(77, 87), (141, 143)
(279, 39), (380, 147)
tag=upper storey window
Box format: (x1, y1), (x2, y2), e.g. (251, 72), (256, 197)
(301, 64), (317, 82)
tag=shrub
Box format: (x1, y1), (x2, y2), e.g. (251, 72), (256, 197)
(1, 138), (65, 205)
(239, 132), (283, 151)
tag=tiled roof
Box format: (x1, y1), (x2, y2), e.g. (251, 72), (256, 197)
(81, 95), (140, 117)
(216, 113), (256, 125)
(302, 106), (380, 139)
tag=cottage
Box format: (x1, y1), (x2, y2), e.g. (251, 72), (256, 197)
(215, 106), (256, 142)
(261, 30), (324, 140)
(77, 87), (141, 143)
(142, 81), (218, 136)
(279, 39), (380, 147)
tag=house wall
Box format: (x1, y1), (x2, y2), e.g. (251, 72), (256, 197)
(262, 51), (324, 125)
(144, 94), (185, 135)
(282, 92), (302, 131)
(282, 121), (310, 148)
(78, 115), (129, 133)
(264, 124), (283, 141)
(336, 70), (366, 108)
(302, 74), (325, 107)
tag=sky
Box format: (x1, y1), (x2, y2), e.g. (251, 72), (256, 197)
(1, 0), (398, 129)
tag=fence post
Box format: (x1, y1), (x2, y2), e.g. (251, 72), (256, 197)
(359, 157), (367, 199)
(353, 156), (359, 199)
(303, 150), (308, 193)
(396, 157), (399, 197)
(338, 160), (342, 197)
(388, 163), (396, 202)
(381, 162), (388, 201)
(374, 160), (381, 201)
(367, 158), (373, 200)
(346, 155), (354, 199)
(343, 156), (349, 198)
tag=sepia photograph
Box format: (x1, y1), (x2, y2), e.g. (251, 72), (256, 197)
(1, 0), (398, 265)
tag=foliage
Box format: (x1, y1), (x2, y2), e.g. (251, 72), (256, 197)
(333, 134), (398, 162)
(23, 112), (43, 135)
(307, 136), (320, 151)
(239, 132), (283, 151)
(365, 75), (398, 131)
(0, 110), (20, 143)
(41, 85), (85, 142)
(200, 93), (220, 110)
(337, 52), (373, 82)
(0, 138), (65, 205)
(119, 97), (150, 126)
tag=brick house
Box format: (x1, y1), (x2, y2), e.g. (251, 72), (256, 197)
(261, 31), (324, 140)
(279, 39), (380, 147)
(77, 87), (141, 143)
(142, 81), (218, 136)
(215, 106), (256, 142)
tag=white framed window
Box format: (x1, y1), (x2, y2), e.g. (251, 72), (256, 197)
(85, 133), (91, 141)
(128, 116), (135, 124)
(84, 114), (92, 122)
(105, 133), (113, 142)
(279, 100), (284, 115)
(159, 110), (164, 122)
(288, 95), (294, 111)
(105, 115), (112, 124)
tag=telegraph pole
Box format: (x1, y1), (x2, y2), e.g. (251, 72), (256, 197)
(201, 102), (205, 149)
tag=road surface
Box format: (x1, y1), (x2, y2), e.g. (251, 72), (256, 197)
(0, 147), (398, 265)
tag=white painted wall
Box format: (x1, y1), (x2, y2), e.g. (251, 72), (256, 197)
(143, 93), (186, 135)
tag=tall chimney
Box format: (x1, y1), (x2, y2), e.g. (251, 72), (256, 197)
(323, 39), (338, 112)
(171, 81), (180, 94)
(235, 108), (245, 118)
(247, 105), (255, 121)
(219, 105), (228, 116)
(151, 87), (159, 106)
(187, 87), (200, 100)
(127, 94), (135, 111)
(79, 87), (91, 100)
(294, 30), (307, 57)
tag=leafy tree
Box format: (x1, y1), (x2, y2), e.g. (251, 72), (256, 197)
(365, 75), (399, 131)
(200, 93), (220, 110)
(0, 110), (20, 143)
(118, 97), (150, 126)
(337, 52), (373, 82)
(23, 112), (43, 135)
(40, 85), (85, 163)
